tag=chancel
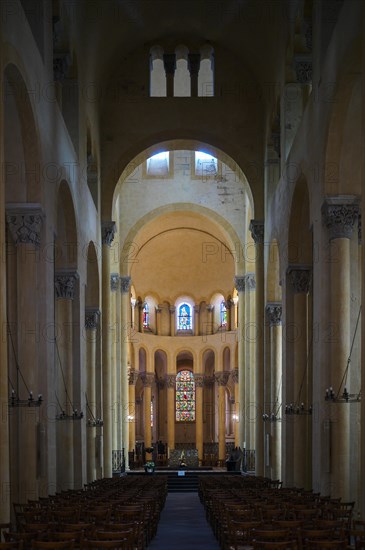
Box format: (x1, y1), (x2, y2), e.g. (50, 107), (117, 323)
(0, 0), (365, 547)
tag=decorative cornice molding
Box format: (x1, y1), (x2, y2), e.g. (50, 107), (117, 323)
(194, 374), (204, 388)
(120, 276), (131, 293)
(85, 308), (100, 330)
(287, 265), (312, 294)
(6, 204), (44, 247)
(322, 196), (360, 240)
(265, 303), (282, 326)
(55, 270), (79, 300)
(165, 374), (176, 388)
(101, 221), (117, 246)
(249, 220), (264, 244)
(231, 368), (239, 384)
(110, 273), (119, 292)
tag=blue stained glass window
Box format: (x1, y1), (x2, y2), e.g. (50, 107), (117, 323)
(143, 303), (149, 328)
(220, 301), (227, 326)
(178, 303), (192, 331)
(176, 370), (195, 422)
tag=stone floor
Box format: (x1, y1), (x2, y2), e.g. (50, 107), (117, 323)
(148, 492), (219, 549)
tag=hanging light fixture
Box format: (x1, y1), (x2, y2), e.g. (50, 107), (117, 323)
(263, 375), (282, 422)
(54, 339), (83, 420)
(7, 323), (42, 408)
(325, 306), (361, 404)
(85, 393), (103, 427)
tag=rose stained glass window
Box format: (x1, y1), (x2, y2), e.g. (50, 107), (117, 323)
(176, 370), (195, 421)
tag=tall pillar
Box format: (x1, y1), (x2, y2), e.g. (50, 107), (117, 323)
(194, 305), (200, 336)
(163, 53), (176, 97)
(7, 206), (44, 502)
(169, 306), (176, 336)
(120, 276), (131, 470)
(142, 372), (155, 459)
(231, 369), (239, 447)
(206, 304), (214, 335)
(249, 220), (265, 476)
(235, 276), (246, 449)
(166, 373), (176, 454)
(0, 213), (9, 519)
(265, 303), (283, 482)
(188, 53), (200, 97)
(55, 270), (78, 492)
(128, 369), (139, 453)
(85, 308), (100, 483)
(322, 197), (359, 500)
(216, 371), (229, 463)
(242, 273), (256, 450)
(287, 266), (312, 489)
(101, 221), (117, 477)
(195, 373), (204, 463)
(110, 273), (119, 452)
(226, 300), (233, 331)
(139, 301), (144, 333)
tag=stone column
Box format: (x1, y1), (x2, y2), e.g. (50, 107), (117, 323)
(188, 53), (201, 97)
(206, 304), (214, 335)
(235, 276), (246, 449)
(55, 270), (78, 492)
(216, 371), (229, 463)
(156, 306), (162, 336)
(142, 372), (155, 459)
(249, 220), (265, 476)
(231, 369), (239, 447)
(101, 221), (116, 477)
(225, 300), (233, 331)
(110, 273), (119, 452)
(128, 369), (139, 453)
(245, 273), (256, 450)
(120, 276), (131, 470)
(7, 205), (43, 502)
(194, 305), (200, 336)
(169, 306), (176, 336)
(322, 197), (359, 500)
(163, 53), (176, 97)
(287, 266), (311, 489)
(85, 308), (100, 483)
(265, 303), (283, 482)
(139, 301), (144, 333)
(166, 373), (176, 453)
(195, 373), (204, 463)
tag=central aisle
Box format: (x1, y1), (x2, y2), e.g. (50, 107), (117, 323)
(148, 492), (219, 549)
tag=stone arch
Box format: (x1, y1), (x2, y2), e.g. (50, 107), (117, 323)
(4, 63), (42, 203)
(55, 180), (79, 270)
(85, 242), (100, 308)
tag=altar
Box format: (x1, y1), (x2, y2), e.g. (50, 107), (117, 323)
(169, 448), (199, 468)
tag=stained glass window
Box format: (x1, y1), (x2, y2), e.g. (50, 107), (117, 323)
(176, 370), (195, 422)
(177, 303), (192, 331)
(143, 303), (149, 328)
(220, 301), (227, 326)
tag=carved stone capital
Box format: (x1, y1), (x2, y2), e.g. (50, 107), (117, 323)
(231, 368), (239, 384)
(169, 306), (176, 314)
(294, 54), (312, 83)
(55, 270), (78, 300)
(156, 306), (162, 314)
(204, 376), (215, 387)
(194, 305), (200, 314)
(85, 307), (100, 330)
(6, 204), (44, 247)
(156, 378), (165, 390)
(128, 369), (139, 385)
(215, 371), (230, 386)
(245, 273), (256, 291)
(224, 300), (232, 310)
(249, 220), (264, 244)
(322, 196), (360, 240)
(53, 52), (71, 82)
(120, 276), (131, 293)
(194, 374), (204, 388)
(287, 265), (312, 294)
(206, 304), (214, 313)
(101, 221), (117, 246)
(141, 372), (155, 388)
(234, 276), (246, 293)
(265, 303), (282, 326)
(110, 273), (119, 292)
(188, 53), (201, 76)
(166, 374), (176, 389)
